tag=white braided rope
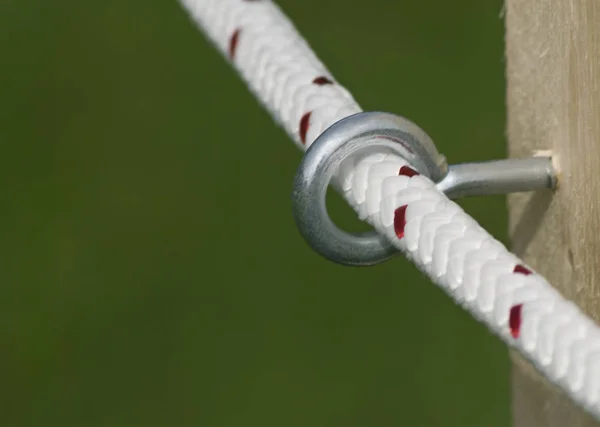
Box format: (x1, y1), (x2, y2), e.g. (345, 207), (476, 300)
(181, 0), (600, 419)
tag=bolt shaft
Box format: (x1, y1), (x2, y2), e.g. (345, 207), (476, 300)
(437, 157), (556, 199)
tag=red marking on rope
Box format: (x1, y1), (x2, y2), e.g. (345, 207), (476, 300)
(394, 205), (408, 239)
(509, 304), (523, 338)
(399, 165), (419, 177)
(299, 112), (311, 144)
(513, 264), (532, 275)
(313, 76), (334, 85)
(229, 29), (241, 59)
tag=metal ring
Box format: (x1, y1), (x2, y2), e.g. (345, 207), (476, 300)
(291, 111), (447, 266)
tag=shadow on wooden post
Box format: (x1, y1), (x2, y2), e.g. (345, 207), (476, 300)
(506, 0), (600, 425)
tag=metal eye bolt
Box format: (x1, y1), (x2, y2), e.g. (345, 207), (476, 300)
(291, 111), (556, 267)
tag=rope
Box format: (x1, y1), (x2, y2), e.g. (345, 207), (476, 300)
(180, 0), (600, 419)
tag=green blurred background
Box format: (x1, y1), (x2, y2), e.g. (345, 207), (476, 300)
(0, 0), (510, 425)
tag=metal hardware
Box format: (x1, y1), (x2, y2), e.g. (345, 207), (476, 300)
(438, 157), (556, 199)
(291, 111), (557, 266)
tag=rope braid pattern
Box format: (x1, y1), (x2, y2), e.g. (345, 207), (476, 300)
(180, 0), (600, 418)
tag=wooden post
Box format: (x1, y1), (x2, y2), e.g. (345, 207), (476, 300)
(506, 0), (600, 425)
